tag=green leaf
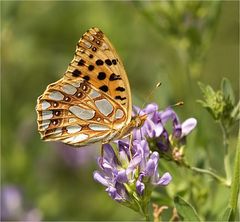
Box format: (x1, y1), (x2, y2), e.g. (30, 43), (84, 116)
(197, 81), (224, 120)
(174, 196), (201, 221)
(221, 78), (235, 105)
(220, 207), (232, 221)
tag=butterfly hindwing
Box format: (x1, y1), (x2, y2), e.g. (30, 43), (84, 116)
(36, 77), (127, 146)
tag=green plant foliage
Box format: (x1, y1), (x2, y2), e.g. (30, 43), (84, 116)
(221, 207), (232, 221)
(198, 79), (239, 132)
(174, 196), (201, 221)
(1, 1), (239, 221)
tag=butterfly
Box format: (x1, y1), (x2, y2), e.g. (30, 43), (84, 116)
(36, 27), (147, 147)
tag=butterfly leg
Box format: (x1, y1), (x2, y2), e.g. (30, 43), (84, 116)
(99, 142), (105, 166)
(128, 132), (133, 159)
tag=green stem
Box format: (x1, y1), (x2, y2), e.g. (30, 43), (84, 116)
(145, 213), (150, 221)
(219, 121), (231, 183)
(142, 199), (150, 221)
(190, 166), (230, 187)
(182, 161), (230, 187)
(229, 130), (240, 220)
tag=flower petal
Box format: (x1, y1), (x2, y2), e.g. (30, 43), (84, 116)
(103, 144), (117, 164)
(116, 170), (128, 183)
(128, 152), (142, 171)
(93, 171), (109, 187)
(155, 172), (172, 186)
(118, 141), (131, 159)
(143, 103), (158, 114)
(136, 179), (145, 195)
(106, 186), (124, 202)
(181, 118), (197, 137)
(154, 122), (164, 137)
(150, 152), (159, 164)
(173, 124), (182, 138)
(160, 108), (175, 124)
(156, 130), (170, 151)
(146, 159), (156, 176)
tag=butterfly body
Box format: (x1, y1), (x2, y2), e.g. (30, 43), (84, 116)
(36, 27), (146, 147)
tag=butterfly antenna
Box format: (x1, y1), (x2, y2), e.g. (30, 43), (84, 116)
(138, 82), (162, 116)
(170, 101), (184, 108)
(143, 100), (184, 117)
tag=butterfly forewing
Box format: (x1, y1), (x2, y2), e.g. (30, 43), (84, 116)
(36, 28), (132, 146)
(66, 27), (132, 120)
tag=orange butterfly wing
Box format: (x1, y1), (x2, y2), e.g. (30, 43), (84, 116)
(36, 27), (132, 146)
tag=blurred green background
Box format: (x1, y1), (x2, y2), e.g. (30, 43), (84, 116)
(1, 1), (239, 221)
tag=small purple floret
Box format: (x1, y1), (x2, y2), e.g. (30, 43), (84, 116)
(93, 140), (171, 203)
(132, 105), (197, 151)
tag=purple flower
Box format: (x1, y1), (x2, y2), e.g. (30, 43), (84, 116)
(93, 140), (171, 213)
(133, 105), (197, 152)
(159, 108), (197, 140)
(1, 185), (42, 221)
(1, 186), (22, 220)
(133, 104), (164, 140)
(93, 103), (196, 215)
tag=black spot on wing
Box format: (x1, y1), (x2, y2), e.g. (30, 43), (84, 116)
(99, 85), (108, 92)
(83, 75), (90, 81)
(112, 59), (117, 65)
(72, 69), (81, 77)
(88, 65), (94, 71)
(105, 59), (112, 66)
(115, 96), (126, 101)
(96, 59), (104, 65)
(110, 73), (121, 81)
(116, 87), (125, 92)
(78, 59), (85, 66)
(98, 72), (106, 80)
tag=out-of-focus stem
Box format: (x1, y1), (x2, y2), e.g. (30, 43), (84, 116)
(190, 166), (230, 187)
(182, 161), (230, 187)
(229, 130), (240, 220)
(219, 121), (231, 184)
